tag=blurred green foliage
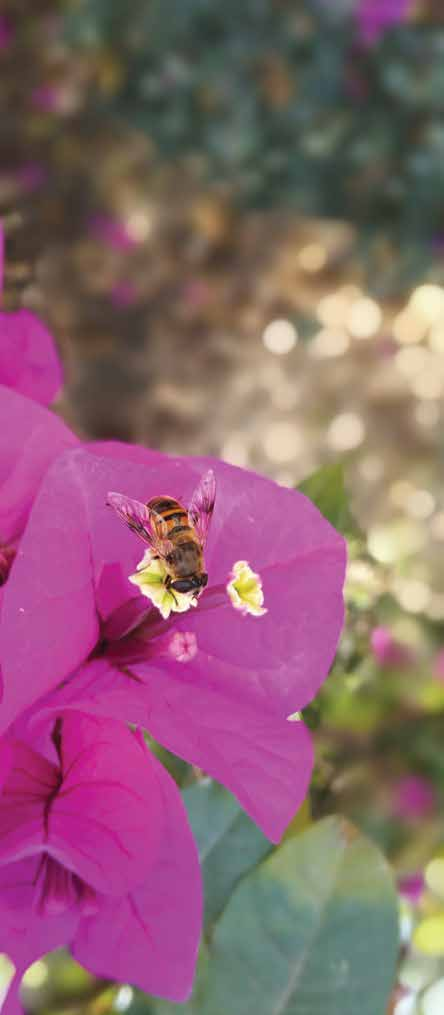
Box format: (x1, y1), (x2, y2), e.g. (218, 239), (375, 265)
(297, 462), (361, 539)
(64, 0), (444, 288)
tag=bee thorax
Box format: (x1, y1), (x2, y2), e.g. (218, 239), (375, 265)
(169, 541), (202, 577)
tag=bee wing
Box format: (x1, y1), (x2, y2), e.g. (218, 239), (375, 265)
(108, 493), (177, 564)
(107, 492), (156, 548)
(188, 468), (216, 547)
(147, 505), (175, 560)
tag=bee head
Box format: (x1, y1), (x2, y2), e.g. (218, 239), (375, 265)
(170, 574), (208, 594)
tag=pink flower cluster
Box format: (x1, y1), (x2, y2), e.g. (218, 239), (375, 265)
(0, 228), (346, 1010)
(357, 0), (414, 45)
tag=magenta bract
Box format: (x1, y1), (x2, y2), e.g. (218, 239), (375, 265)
(1, 444), (346, 841)
(0, 385), (77, 548)
(392, 775), (436, 822)
(370, 626), (414, 669)
(357, 0), (413, 44)
(0, 712), (201, 1010)
(0, 310), (63, 406)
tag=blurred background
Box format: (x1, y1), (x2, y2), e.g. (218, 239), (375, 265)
(2, 1), (444, 1012)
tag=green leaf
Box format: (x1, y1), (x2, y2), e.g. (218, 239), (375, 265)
(195, 816), (399, 1015)
(297, 463), (359, 538)
(183, 780), (272, 930)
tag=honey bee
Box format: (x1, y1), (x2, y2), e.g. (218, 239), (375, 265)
(107, 469), (216, 601)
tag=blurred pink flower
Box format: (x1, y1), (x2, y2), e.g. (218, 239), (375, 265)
(181, 279), (210, 309)
(15, 163), (48, 193)
(433, 649), (444, 683)
(0, 310), (63, 406)
(30, 85), (61, 113)
(0, 232), (63, 404)
(0, 712), (201, 1011)
(392, 775), (436, 822)
(398, 872), (424, 905)
(0, 444), (346, 842)
(87, 215), (138, 253)
(357, 0), (414, 44)
(370, 626), (414, 668)
(0, 16), (13, 52)
(110, 280), (138, 308)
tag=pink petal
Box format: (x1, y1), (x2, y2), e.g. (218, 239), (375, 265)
(109, 452), (346, 714)
(73, 749), (202, 1002)
(0, 445), (160, 731)
(0, 385), (77, 544)
(95, 561), (142, 624)
(0, 739), (58, 866)
(86, 441), (165, 467)
(0, 856), (79, 994)
(0, 451), (97, 733)
(33, 449), (344, 715)
(36, 656), (314, 842)
(172, 545), (345, 715)
(0, 310), (63, 405)
(48, 714), (164, 895)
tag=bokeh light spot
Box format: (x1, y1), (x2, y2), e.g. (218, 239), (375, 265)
(297, 243), (327, 273)
(347, 297), (382, 338)
(262, 318), (298, 355)
(264, 421), (302, 461)
(309, 328), (349, 358)
(327, 412), (365, 451)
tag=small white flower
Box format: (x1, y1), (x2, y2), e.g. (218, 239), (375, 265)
(226, 560), (267, 617)
(129, 552), (196, 620)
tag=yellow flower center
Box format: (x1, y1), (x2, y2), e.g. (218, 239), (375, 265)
(226, 560), (267, 617)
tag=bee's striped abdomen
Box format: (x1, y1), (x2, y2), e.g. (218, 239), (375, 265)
(147, 496), (194, 540)
(145, 483), (209, 584)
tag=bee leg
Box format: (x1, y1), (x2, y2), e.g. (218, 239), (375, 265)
(164, 574), (178, 606)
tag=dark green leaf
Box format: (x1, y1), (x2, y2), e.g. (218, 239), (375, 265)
(183, 780), (272, 930)
(196, 816), (399, 1015)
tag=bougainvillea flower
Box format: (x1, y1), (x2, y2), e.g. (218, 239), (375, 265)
(0, 712), (201, 1013)
(398, 873), (424, 906)
(110, 280), (138, 308)
(1, 445), (346, 841)
(0, 15), (13, 52)
(15, 163), (48, 194)
(0, 385), (76, 591)
(370, 626), (414, 669)
(357, 0), (413, 45)
(0, 224), (3, 295)
(30, 85), (61, 113)
(392, 775), (436, 823)
(0, 309), (63, 406)
(433, 649), (444, 683)
(87, 214), (139, 252)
